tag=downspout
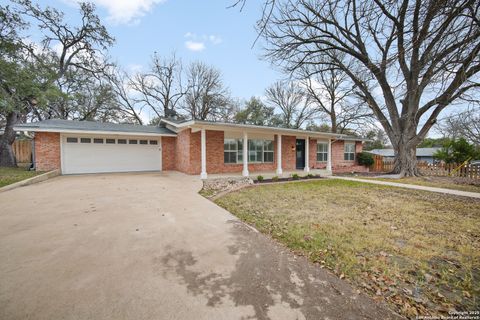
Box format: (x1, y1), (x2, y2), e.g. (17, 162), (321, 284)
(31, 133), (36, 171)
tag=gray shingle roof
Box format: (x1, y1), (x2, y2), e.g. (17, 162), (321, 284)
(367, 147), (441, 157)
(14, 119), (176, 135)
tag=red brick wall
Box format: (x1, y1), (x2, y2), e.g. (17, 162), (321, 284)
(189, 131), (201, 174)
(309, 138), (328, 169)
(161, 137), (176, 170)
(174, 129), (193, 174)
(331, 140), (368, 173)
(281, 135), (297, 170)
(34, 132), (60, 171)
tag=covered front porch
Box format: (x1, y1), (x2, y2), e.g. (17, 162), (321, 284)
(198, 126), (335, 180)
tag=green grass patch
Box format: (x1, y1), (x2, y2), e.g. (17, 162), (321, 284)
(214, 179), (480, 318)
(0, 167), (42, 188)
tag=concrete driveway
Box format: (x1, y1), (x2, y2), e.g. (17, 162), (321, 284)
(0, 172), (400, 320)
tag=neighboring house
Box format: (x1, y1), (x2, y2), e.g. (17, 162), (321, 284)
(14, 119), (369, 177)
(367, 147), (441, 164)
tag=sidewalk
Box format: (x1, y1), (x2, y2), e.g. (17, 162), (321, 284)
(328, 176), (480, 199)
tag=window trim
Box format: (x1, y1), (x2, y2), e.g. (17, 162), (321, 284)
(344, 142), (356, 161)
(224, 139), (243, 164)
(316, 141), (328, 162)
(224, 138), (274, 164)
(66, 137), (78, 143)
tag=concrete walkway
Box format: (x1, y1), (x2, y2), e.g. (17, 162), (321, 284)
(0, 172), (400, 320)
(329, 176), (480, 199)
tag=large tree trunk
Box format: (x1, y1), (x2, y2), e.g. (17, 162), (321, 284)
(391, 142), (419, 177)
(0, 111), (19, 167)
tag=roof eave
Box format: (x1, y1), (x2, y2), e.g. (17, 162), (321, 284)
(160, 118), (368, 141)
(13, 126), (177, 137)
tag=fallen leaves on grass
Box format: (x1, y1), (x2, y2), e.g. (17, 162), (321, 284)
(214, 179), (480, 318)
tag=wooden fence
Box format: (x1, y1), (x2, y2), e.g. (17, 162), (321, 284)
(12, 139), (32, 163)
(371, 155), (480, 179)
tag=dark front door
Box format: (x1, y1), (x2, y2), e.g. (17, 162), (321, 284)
(296, 139), (305, 169)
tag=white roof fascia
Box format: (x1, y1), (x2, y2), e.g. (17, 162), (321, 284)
(12, 127), (177, 137)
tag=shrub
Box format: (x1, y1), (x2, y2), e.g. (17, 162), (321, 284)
(357, 152), (374, 166)
(272, 176), (279, 181)
(291, 173), (300, 180)
(307, 173), (314, 178)
(256, 175), (264, 182)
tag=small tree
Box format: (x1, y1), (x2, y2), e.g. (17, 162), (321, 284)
(235, 97), (275, 126)
(183, 62), (230, 120)
(363, 129), (389, 150)
(434, 138), (480, 164)
(131, 53), (186, 118)
(265, 81), (317, 129)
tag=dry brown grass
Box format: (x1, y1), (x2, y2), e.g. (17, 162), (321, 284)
(214, 179), (480, 318)
(358, 176), (480, 193)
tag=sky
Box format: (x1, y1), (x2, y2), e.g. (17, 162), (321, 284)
(35, 0), (283, 107)
(3, 0), (466, 138)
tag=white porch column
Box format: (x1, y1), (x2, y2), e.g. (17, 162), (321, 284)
(242, 131), (249, 177)
(327, 139), (332, 171)
(276, 134), (283, 175)
(304, 137), (310, 172)
(200, 128), (207, 179)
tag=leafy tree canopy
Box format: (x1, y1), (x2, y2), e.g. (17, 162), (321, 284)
(434, 138), (480, 164)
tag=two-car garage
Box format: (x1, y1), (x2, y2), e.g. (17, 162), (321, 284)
(13, 119), (177, 175)
(61, 135), (162, 174)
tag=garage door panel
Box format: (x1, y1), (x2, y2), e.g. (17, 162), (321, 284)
(62, 136), (161, 174)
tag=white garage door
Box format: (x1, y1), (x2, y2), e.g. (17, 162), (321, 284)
(61, 135), (162, 174)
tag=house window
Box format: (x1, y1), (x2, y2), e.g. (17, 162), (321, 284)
(93, 138), (103, 144)
(80, 138), (91, 143)
(263, 140), (274, 163)
(118, 139), (127, 144)
(248, 139), (274, 163)
(66, 137), (78, 143)
(224, 138), (273, 164)
(248, 140), (263, 163)
(224, 139), (243, 164)
(344, 142), (355, 161)
(106, 139), (116, 144)
(317, 142), (328, 162)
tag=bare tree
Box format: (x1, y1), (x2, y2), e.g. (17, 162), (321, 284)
(259, 0), (480, 176)
(437, 109), (480, 145)
(131, 53), (185, 118)
(265, 81), (317, 129)
(104, 66), (144, 124)
(183, 62), (230, 120)
(300, 62), (373, 133)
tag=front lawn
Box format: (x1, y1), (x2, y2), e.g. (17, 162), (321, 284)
(0, 167), (42, 188)
(357, 176), (480, 194)
(214, 179), (480, 318)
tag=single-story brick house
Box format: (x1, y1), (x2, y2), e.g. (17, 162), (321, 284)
(14, 118), (369, 177)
